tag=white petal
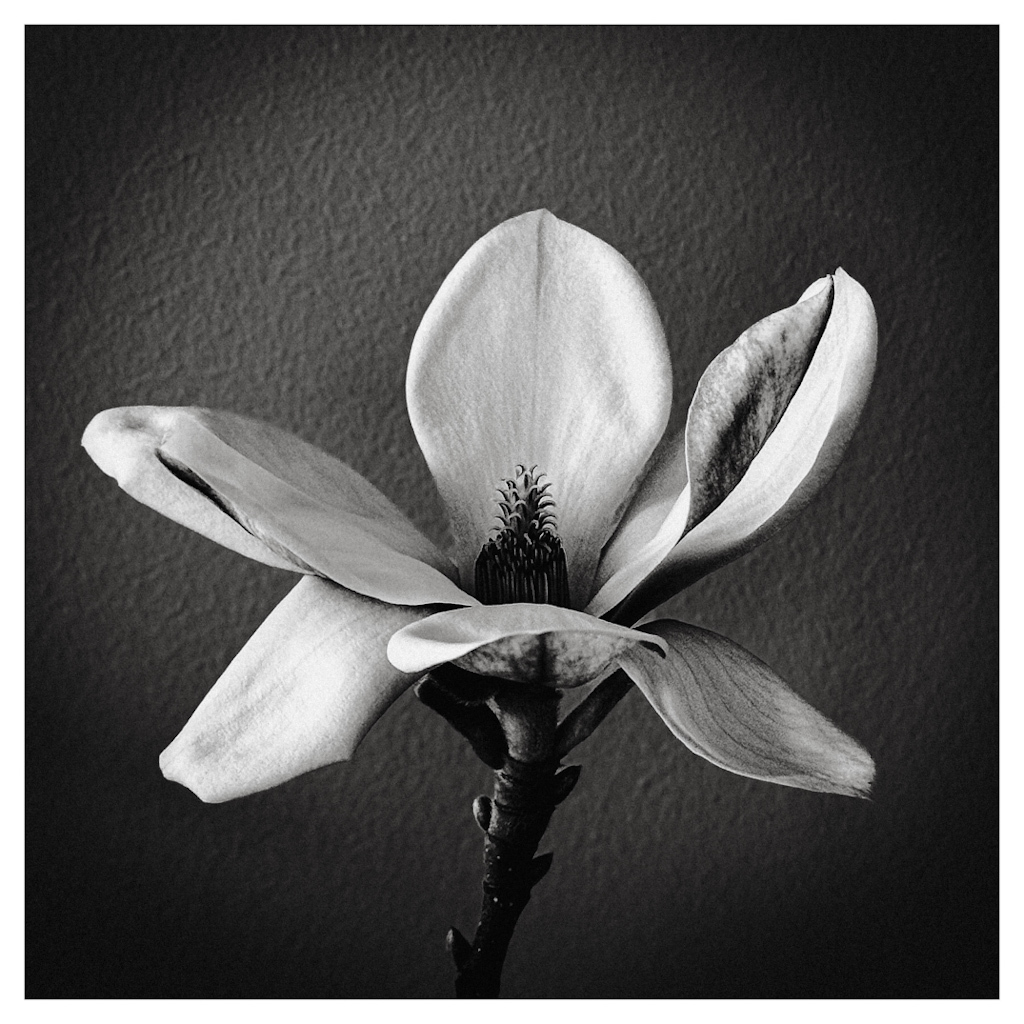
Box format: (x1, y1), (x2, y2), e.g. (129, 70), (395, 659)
(407, 210), (672, 606)
(83, 406), (474, 607)
(619, 620), (874, 796)
(160, 577), (427, 803)
(590, 281), (830, 617)
(683, 278), (834, 532)
(387, 603), (666, 689)
(598, 268), (876, 621)
(587, 433), (690, 617)
(84, 406), (294, 571)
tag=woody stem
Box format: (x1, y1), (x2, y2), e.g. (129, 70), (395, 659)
(447, 683), (575, 998)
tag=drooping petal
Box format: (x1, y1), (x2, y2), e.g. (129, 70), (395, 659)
(387, 603), (667, 689)
(407, 210), (672, 606)
(160, 577), (428, 803)
(83, 406), (474, 607)
(619, 620), (874, 797)
(593, 269), (876, 621)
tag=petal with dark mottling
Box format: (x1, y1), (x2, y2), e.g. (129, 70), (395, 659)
(388, 603), (666, 688)
(620, 620), (874, 797)
(592, 269), (876, 620)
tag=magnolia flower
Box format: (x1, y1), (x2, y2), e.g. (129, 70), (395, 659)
(83, 210), (877, 804)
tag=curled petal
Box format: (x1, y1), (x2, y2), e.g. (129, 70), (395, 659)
(84, 406), (297, 572)
(160, 577), (427, 803)
(594, 269), (876, 621)
(407, 210), (672, 605)
(594, 283), (831, 607)
(83, 406), (474, 608)
(387, 603), (666, 689)
(683, 279), (833, 532)
(619, 620), (874, 797)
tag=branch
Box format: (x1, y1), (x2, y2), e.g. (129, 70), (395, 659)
(415, 677), (507, 769)
(554, 669), (634, 758)
(450, 756), (567, 996)
(448, 687), (579, 997)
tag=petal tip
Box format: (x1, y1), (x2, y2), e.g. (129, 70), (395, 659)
(839, 746), (876, 799)
(385, 632), (416, 674)
(159, 738), (228, 804)
(81, 407), (131, 478)
(806, 727), (875, 798)
(509, 207), (557, 227)
(82, 405), (166, 486)
(158, 740), (192, 794)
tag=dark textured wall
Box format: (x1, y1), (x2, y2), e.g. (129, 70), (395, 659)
(26, 27), (997, 998)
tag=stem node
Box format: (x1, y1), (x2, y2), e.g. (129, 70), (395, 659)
(552, 764), (582, 803)
(473, 795), (492, 832)
(447, 927), (472, 970)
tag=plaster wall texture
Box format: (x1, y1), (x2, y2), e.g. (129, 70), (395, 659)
(27, 26), (997, 997)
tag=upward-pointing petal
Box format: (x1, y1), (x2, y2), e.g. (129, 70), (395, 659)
(601, 269), (876, 621)
(682, 277), (834, 534)
(83, 406), (474, 607)
(587, 433), (691, 617)
(407, 210), (672, 606)
(590, 277), (836, 618)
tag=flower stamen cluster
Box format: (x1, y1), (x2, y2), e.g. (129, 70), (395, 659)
(474, 465), (570, 607)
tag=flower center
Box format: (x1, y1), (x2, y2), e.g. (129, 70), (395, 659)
(474, 465), (570, 607)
